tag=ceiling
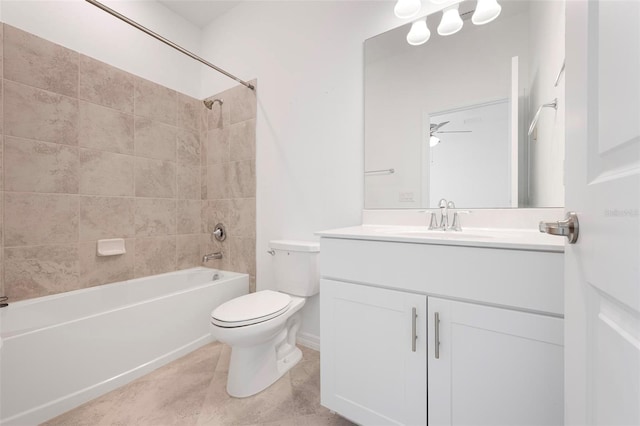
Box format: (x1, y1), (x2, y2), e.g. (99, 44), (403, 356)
(157, 0), (242, 28)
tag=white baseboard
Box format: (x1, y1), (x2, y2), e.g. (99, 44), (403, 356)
(297, 332), (320, 351)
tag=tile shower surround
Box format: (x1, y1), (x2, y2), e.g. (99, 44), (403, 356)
(0, 24), (257, 302)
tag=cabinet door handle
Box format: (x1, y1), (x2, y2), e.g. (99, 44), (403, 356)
(434, 312), (440, 359)
(411, 307), (418, 352)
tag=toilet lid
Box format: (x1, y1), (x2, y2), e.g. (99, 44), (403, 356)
(211, 290), (291, 327)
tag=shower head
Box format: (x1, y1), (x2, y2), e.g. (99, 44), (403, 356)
(203, 98), (224, 110)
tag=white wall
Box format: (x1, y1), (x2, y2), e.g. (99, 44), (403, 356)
(429, 100), (512, 207)
(527, 0), (565, 207)
(0, 0), (203, 97)
(198, 1), (407, 342)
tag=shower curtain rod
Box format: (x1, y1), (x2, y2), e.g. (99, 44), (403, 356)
(84, 0), (255, 91)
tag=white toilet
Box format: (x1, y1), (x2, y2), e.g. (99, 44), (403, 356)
(210, 240), (320, 398)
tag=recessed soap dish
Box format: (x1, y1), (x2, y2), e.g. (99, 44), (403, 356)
(97, 238), (126, 256)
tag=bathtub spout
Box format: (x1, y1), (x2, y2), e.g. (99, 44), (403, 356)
(203, 252), (223, 262)
(0, 296), (8, 308)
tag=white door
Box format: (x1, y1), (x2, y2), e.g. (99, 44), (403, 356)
(564, 1), (640, 424)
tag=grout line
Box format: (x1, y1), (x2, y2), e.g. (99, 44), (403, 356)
(132, 77), (139, 274)
(75, 45), (81, 275)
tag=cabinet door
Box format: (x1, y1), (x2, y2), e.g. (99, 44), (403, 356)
(320, 279), (427, 425)
(428, 297), (564, 426)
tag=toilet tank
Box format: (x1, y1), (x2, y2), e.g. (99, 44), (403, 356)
(269, 240), (320, 297)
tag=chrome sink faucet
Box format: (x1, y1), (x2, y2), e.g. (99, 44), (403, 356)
(446, 201), (471, 231)
(425, 199), (449, 230)
(438, 199), (449, 230)
(447, 201), (459, 231)
(424, 199), (471, 231)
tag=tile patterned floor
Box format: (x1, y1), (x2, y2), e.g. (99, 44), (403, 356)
(42, 343), (354, 426)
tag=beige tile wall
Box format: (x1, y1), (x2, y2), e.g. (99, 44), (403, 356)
(0, 24), (257, 302)
(200, 82), (257, 293)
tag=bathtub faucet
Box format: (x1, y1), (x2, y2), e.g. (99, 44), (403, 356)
(0, 296), (8, 308)
(203, 252), (223, 263)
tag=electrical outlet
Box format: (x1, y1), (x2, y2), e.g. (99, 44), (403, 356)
(399, 192), (415, 202)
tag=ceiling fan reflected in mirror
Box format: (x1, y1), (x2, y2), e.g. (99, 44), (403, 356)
(429, 121), (472, 147)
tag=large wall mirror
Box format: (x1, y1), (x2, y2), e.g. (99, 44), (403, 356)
(364, 0), (565, 209)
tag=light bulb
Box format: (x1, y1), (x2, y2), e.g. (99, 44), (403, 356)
(407, 19), (430, 46)
(438, 4), (463, 36)
(394, 0), (422, 19)
(430, 136), (441, 147)
(472, 0), (502, 25)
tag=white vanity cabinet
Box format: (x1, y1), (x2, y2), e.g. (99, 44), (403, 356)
(318, 233), (564, 426)
(428, 297), (564, 426)
(320, 279), (427, 425)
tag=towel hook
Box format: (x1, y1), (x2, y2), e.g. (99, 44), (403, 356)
(554, 60), (565, 87)
(528, 98), (558, 137)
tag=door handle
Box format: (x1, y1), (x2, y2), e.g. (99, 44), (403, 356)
(539, 212), (579, 244)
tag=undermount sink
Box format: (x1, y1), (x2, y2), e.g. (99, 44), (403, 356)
(316, 224), (565, 252)
(396, 231), (492, 239)
(371, 226), (494, 239)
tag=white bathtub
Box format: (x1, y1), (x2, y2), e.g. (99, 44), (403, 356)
(0, 267), (248, 425)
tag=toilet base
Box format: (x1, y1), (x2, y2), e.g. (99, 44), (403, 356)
(212, 296), (306, 398)
(224, 310), (304, 398)
(226, 343), (302, 398)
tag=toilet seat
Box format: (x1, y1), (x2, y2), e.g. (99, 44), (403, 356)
(211, 290), (292, 328)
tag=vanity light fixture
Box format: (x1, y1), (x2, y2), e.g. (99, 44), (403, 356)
(472, 0), (502, 25)
(438, 4), (464, 36)
(403, 0), (502, 46)
(394, 0), (422, 19)
(407, 18), (431, 45)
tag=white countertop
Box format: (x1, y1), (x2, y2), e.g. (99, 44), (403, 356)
(316, 225), (565, 252)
